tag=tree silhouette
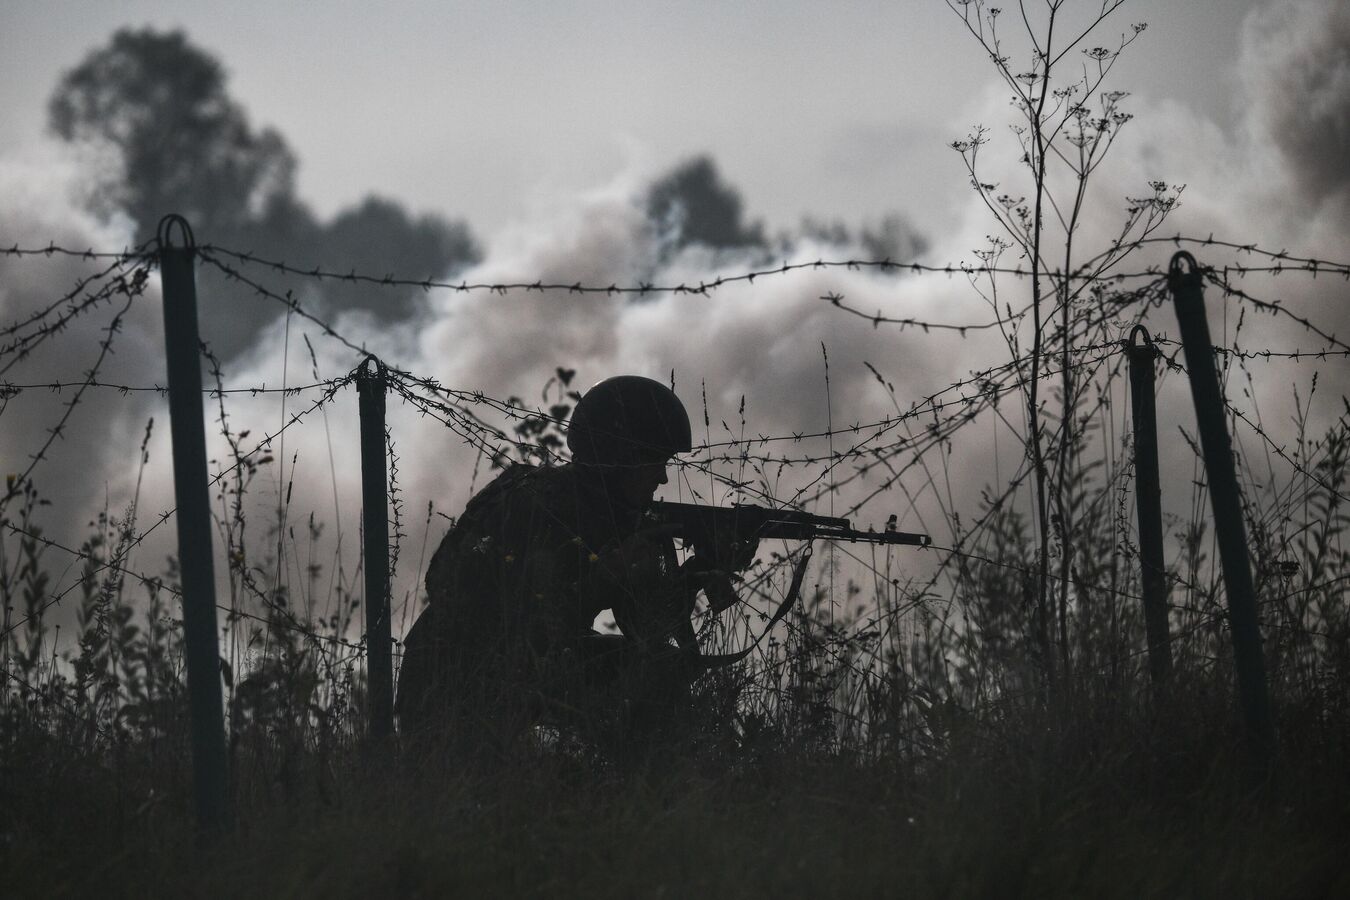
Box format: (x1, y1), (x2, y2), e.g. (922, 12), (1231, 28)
(49, 28), (308, 249)
(49, 28), (480, 357)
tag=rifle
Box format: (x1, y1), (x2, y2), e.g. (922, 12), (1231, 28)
(648, 500), (930, 553)
(643, 501), (927, 665)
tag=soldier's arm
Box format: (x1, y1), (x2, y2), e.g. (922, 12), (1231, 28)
(581, 533), (689, 653)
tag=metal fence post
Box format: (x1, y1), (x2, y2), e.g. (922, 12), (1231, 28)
(357, 356), (393, 739)
(157, 215), (229, 831)
(1126, 326), (1172, 694)
(1167, 251), (1274, 769)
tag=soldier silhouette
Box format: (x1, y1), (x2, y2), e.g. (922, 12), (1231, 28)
(396, 375), (755, 748)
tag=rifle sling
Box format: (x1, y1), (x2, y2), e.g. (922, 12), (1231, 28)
(695, 544), (814, 671)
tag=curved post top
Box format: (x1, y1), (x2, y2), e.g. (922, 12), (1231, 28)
(157, 214), (196, 252)
(1126, 323), (1157, 357)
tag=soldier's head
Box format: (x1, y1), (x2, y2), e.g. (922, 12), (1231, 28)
(567, 375), (692, 506)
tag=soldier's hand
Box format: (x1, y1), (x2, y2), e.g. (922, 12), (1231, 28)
(680, 556), (742, 614)
(689, 532), (758, 574)
(587, 532), (686, 651)
(594, 530), (670, 580)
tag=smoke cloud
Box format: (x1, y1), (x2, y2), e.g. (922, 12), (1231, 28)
(4, 0), (1348, 645)
(0, 145), (162, 530)
(1241, 0), (1350, 207)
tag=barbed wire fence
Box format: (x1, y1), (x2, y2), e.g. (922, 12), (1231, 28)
(2, 237), (1344, 599)
(2, 230), (1348, 786)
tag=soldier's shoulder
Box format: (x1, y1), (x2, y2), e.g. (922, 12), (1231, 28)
(426, 466), (562, 581)
(508, 463), (584, 515)
(464, 463), (581, 521)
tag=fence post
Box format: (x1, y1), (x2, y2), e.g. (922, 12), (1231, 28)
(157, 215), (229, 831)
(357, 356), (393, 739)
(1167, 251), (1274, 769)
(1126, 326), (1172, 694)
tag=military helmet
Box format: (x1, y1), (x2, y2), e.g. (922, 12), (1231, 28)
(567, 375), (693, 465)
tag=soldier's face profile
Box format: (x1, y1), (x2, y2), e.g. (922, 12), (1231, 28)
(616, 459), (669, 507)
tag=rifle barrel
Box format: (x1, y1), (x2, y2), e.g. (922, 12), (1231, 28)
(766, 519), (930, 546)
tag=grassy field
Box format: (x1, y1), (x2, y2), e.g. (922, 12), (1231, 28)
(4, 647), (1348, 899)
(4, 410), (1348, 898)
(5, 407), (1350, 897)
(5, 3), (1350, 896)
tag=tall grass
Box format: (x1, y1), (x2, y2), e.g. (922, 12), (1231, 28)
(4, 4), (1348, 895)
(2, 398), (1348, 896)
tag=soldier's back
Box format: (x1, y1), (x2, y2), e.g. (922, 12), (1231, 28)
(396, 463), (627, 734)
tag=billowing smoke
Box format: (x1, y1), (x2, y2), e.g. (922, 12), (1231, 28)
(126, 162), (989, 642)
(4, 0), (1349, 648)
(0, 146), (162, 532)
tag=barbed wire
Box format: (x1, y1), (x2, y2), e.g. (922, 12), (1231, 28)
(1150, 337), (1350, 363)
(0, 330), (1139, 690)
(0, 377), (348, 399)
(850, 334), (1160, 668)
(1, 243), (148, 261)
(142, 244), (1350, 490)
(1, 250), (1338, 540)
(792, 299), (1146, 518)
(0, 258), (151, 377)
(1153, 342), (1349, 509)
(3, 337), (1336, 407)
(387, 327), (1139, 480)
(186, 242), (1164, 517)
(1203, 269), (1350, 357)
(5, 236), (1349, 721)
(0, 517), (373, 658)
(1068, 234), (1350, 279)
(195, 246), (1044, 379)
(2, 276), (148, 509)
(1220, 392), (1349, 507)
(1, 244), (150, 341)
(819, 290), (1023, 333)
(187, 239), (1350, 469)
(197, 243), (1182, 295)
(190, 242), (1347, 385)
(8, 234), (1349, 280)
(0, 373), (355, 641)
(415, 354), (1331, 521)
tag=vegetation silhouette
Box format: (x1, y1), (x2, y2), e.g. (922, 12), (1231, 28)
(3, 3), (1349, 896)
(49, 27), (481, 357)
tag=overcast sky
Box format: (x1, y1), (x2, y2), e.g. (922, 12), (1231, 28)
(3, 0), (1264, 237)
